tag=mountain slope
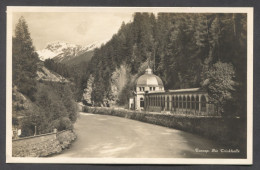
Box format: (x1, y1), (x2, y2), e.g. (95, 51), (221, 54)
(37, 42), (83, 61)
(37, 62), (69, 83)
(37, 40), (108, 66)
(62, 50), (94, 66)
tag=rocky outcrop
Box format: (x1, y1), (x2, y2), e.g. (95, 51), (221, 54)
(57, 130), (77, 150)
(37, 64), (69, 83)
(82, 74), (94, 104)
(12, 86), (37, 129)
(110, 64), (130, 104)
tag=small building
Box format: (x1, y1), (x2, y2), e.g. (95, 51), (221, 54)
(129, 67), (218, 116)
(133, 67), (164, 110)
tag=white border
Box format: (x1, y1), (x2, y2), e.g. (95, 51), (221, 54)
(6, 7), (254, 164)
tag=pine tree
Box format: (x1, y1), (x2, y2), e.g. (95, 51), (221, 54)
(13, 16), (39, 101)
(86, 12), (247, 114)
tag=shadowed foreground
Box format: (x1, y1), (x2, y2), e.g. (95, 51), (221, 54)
(54, 112), (242, 158)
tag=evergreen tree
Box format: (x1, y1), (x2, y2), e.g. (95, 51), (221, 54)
(85, 12), (247, 117)
(13, 16), (39, 101)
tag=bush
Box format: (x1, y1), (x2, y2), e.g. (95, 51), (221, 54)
(51, 118), (73, 131)
(18, 82), (78, 137)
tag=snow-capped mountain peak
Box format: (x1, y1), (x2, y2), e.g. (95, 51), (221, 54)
(37, 40), (108, 62)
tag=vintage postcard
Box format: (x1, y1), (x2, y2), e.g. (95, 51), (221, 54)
(6, 7), (253, 164)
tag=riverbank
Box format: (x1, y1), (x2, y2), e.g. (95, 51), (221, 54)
(12, 130), (76, 157)
(83, 106), (246, 156)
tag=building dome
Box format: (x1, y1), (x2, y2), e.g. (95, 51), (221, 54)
(136, 68), (164, 87)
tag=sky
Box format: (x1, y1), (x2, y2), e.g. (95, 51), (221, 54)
(12, 12), (134, 50)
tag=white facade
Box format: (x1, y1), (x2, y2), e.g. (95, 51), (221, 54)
(132, 67), (164, 110)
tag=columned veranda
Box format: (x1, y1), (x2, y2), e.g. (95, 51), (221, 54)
(145, 93), (217, 116)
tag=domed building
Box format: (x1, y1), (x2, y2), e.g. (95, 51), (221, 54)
(129, 67), (218, 116)
(129, 67), (164, 110)
(136, 67), (164, 92)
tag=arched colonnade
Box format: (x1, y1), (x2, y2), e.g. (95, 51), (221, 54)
(144, 92), (212, 115)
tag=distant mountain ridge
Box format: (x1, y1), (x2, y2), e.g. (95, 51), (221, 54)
(37, 40), (108, 65)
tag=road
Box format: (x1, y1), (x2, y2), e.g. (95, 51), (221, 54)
(54, 112), (242, 158)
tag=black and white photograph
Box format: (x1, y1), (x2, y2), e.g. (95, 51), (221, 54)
(6, 7), (253, 164)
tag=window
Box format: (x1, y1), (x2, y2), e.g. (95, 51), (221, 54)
(196, 96), (199, 111)
(191, 96), (195, 109)
(140, 97), (144, 107)
(187, 96), (191, 109)
(183, 96), (186, 109)
(201, 95), (207, 112)
(179, 96), (182, 108)
(172, 96), (174, 110)
(167, 96), (169, 110)
(153, 87), (155, 91)
(150, 87), (152, 91)
(142, 87), (145, 91)
(139, 87), (142, 91)
(176, 97), (179, 108)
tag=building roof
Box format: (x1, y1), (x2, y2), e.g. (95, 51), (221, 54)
(147, 87), (205, 95)
(136, 68), (164, 87)
(168, 88), (201, 93)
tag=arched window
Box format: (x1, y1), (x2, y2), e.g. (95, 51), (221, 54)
(183, 96), (186, 109)
(179, 96), (182, 109)
(196, 96), (199, 111)
(187, 96), (191, 109)
(201, 95), (207, 112)
(172, 96), (174, 110)
(140, 97), (144, 107)
(176, 96), (179, 108)
(162, 96), (165, 108)
(191, 96), (195, 109)
(167, 96), (170, 110)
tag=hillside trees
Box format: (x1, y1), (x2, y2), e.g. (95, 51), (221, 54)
(13, 16), (39, 101)
(13, 17), (78, 136)
(201, 62), (236, 115)
(85, 13), (246, 117)
(44, 59), (71, 78)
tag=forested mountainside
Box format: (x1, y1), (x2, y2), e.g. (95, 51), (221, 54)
(13, 17), (78, 137)
(85, 13), (247, 117)
(37, 40), (106, 101)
